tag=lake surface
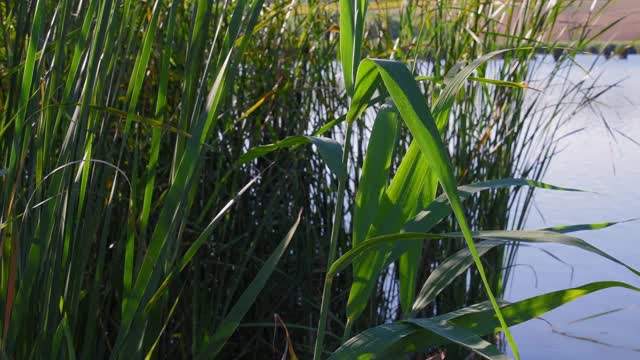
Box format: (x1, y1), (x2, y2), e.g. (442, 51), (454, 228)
(506, 55), (640, 359)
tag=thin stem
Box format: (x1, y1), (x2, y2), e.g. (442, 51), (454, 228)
(313, 121), (353, 360)
(341, 318), (353, 344)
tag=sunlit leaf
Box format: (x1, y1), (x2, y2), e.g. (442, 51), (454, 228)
(333, 282), (640, 359)
(240, 135), (344, 177)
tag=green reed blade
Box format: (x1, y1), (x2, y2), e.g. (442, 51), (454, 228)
(196, 211), (302, 358)
(333, 282), (640, 359)
(352, 104), (399, 247)
(407, 317), (509, 360)
(241, 135), (344, 177)
(339, 0), (367, 96)
(412, 223), (640, 315)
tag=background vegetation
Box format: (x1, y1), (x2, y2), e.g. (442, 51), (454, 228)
(0, 0), (635, 358)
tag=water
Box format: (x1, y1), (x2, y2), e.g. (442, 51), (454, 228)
(506, 55), (640, 359)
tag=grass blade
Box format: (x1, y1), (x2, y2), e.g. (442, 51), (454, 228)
(452, 281), (640, 334)
(412, 221), (637, 315)
(339, 0), (367, 96)
(349, 104), (404, 319)
(329, 232), (444, 278)
(469, 230), (640, 277)
(143, 177), (259, 315)
(410, 240), (502, 316)
(240, 135), (344, 177)
(353, 104), (399, 247)
(404, 178), (584, 235)
(541, 220), (637, 234)
(196, 210), (302, 358)
(346, 145), (434, 320)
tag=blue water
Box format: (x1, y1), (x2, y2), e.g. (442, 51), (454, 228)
(506, 55), (640, 359)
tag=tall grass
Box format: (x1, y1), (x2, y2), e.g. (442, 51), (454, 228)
(0, 0), (303, 357)
(0, 0), (635, 358)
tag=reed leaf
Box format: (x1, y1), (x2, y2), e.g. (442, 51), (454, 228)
(410, 220), (628, 315)
(240, 135), (344, 177)
(406, 318), (509, 360)
(353, 104), (399, 246)
(196, 211), (302, 358)
(339, 0), (367, 96)
(332, 282), (640, 359)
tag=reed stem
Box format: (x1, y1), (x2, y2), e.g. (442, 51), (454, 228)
(341, 319), (353, 344)
(313, 121), (353, 360)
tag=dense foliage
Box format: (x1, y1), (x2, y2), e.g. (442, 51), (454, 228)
(0, 0), (635, 358)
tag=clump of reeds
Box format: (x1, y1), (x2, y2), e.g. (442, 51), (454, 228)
(0, 0), (634, 358)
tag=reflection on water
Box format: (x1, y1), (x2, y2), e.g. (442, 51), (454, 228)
(507, 55), (640, 359)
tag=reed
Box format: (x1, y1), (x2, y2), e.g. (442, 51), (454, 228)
(0, 0), (634, 358)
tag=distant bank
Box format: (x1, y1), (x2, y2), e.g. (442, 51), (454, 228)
(559, 0), (640, 42)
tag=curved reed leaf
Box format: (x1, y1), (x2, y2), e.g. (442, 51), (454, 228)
(406, 318), (509, 360)
(143, 177), (260, 314)
(347, 178), (583, 335)
(330, 177), (577, 318)
(330, 322), (416, 360)
(394, 178), (584, 311)
(353, 104), (399, 246)
(347, 131), (435, 321)
(350, 105), (402, 316)
(329, 233), (444, 278)
(459, 178), (583, 193)
(332, 282), (640, 359)
(411, 221), (636, 315)
(452, 281), (640, 333)
(410, 240), (503, 316)
(470, 230), (640, 277)
(240, 135), (344, 176)
(333, 221), (636, 302)
(416, 74), (538, 91)
(379, 178), (581, 272)
(541, 219), (637, 234)
(404, 178), (584, 235)
(334, 223), (638, 357)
